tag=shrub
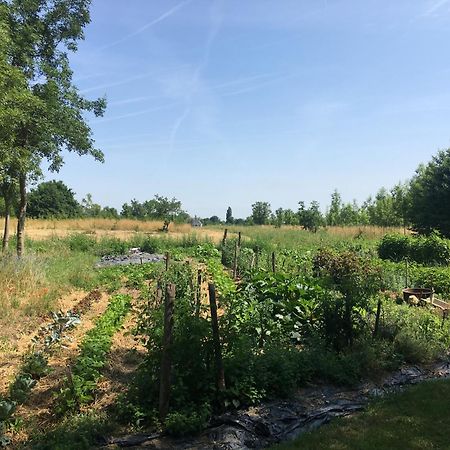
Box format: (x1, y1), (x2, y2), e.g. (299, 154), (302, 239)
(378, 233), (450, 265)
(66, 234), (96, 253)
(410, 265), (450, 296)
(378, 234), (410, 262)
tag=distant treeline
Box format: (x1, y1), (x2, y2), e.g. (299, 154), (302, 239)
(0, 181), (189, 223)
(2, 148), (450, 237)
(3, 179), (405, 229)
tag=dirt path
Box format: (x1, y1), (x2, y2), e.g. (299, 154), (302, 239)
(9, 291), (111, 446)
(0, 290), (89, 396)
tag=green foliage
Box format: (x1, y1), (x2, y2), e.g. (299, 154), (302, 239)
(27, 180), (81, 218)
(193, 243), (220, 260)
(313, 249), (383, 298)
(408, 149), (450, 236)
(251, 201), (272, 225)
(409, 265), (450, 296)
(164, 406), (211, 437)
(226, 206), (233, 224)
(56, 294), (131, 414)
(121, 194), (188, 222)
(380, 300), (450, 363)
(225, 271), (325, 346)
(28, 412), (113, 450)
(379, 232), (450, 265)
(206, 257), (236, 297)
(298, 201), (324, 231)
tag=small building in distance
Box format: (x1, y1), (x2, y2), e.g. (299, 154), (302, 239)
(191, 217), (203, 227)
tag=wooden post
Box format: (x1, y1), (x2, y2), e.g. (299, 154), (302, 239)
(208, 283), (226, 392)
(221, 229), (228, 265)
(159, 283), (175, 421)
(165, 252), (170, 271)
(233, 241), (238, 278)
(196, 269), (202, 317)
(271, 251), (276, 273)
(373, 297), (382, 338)
(238, 231), (242, 247)
(222, 228), (228, 246)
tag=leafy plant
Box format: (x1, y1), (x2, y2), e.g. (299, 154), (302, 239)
(56, 294), (131, 414)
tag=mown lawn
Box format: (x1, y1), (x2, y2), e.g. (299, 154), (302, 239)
(271, 379), (450, 450)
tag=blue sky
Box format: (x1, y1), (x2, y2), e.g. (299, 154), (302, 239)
(46, 0), (450, 219)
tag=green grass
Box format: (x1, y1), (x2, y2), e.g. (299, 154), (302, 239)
(205, 224), (392, 252)
(26, 412), (113, 450)
(270, 379), (450, 450)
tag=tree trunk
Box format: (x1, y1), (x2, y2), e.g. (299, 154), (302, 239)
(2, 197), (11, 253)
(16, 174), (27, 258)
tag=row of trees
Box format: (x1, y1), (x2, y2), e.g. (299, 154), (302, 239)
(18, 147), (450, 238)
(21, 180), (190, 222)
(221, 186), (407, 230)
(223, 149), (450, 237)
(0, 0), (105, 255)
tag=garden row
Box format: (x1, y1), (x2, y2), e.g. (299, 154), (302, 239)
(21, 229), (450, 446)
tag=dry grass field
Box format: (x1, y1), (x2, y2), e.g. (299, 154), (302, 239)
(5, 218), (227, 242)
(4, 218), (405, 242)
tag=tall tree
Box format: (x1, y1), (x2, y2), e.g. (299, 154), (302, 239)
(251, 201), (271, 225)
(2, 0), (106, 256)
(326, 189), (342, 226)
(225, 206), (233, 224)
(0, 3), (42, 252)
(407, 149), (450, 236)
(27, 180), (80, 218)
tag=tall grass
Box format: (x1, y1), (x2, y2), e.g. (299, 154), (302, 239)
(0, 255), (48, 313)
(0, 244), (98, 348)
(6, 218), (193, 233)
(207, 225), (399, 251)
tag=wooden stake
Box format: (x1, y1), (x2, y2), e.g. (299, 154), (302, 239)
(221, 229), (228, 265)
(165, 252), (170, 271)
(238, 231), (242, 247)
(222, 228), (228, 246)
(271, 251), (276, 273)
(159, 283), (175, 421)
(233, 241), (238, 278)
(208, 283), (226, 392)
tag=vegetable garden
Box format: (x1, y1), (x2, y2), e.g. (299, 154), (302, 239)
(0, 227), (450, 448)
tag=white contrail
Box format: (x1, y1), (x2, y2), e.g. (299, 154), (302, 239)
(221, 73), (299, 97)
(108, 94), (166, 106)
(80, 64), (190, 94)
(94, 102), (179, 123)
(99, 0), (193, 51)
(423, 0), (450, 16)
(168, 0), (223, 153)
(80, 72), (154, 94)
(210, 72), (279, 91)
